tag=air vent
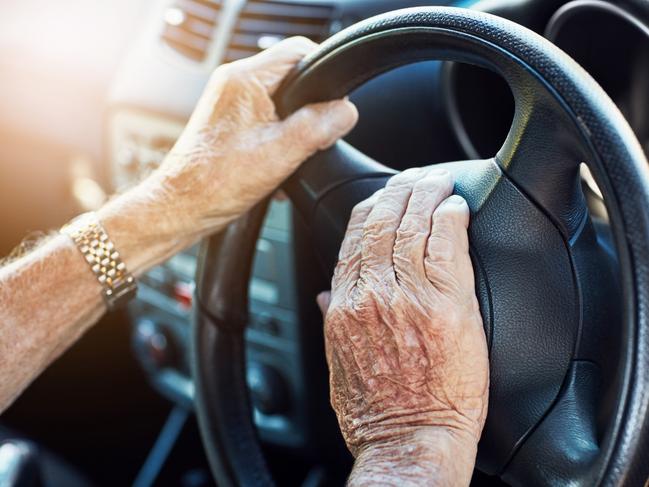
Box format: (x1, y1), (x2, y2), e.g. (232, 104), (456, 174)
(161, 0), (222, 62)
(225, 1), (335, 62)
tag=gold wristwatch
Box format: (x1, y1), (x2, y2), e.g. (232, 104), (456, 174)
(61, 212), (137, 311)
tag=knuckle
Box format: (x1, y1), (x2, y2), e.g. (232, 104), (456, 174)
(291, 106), (324, 133)
(373, 204), (401, 223)
(285, 113), (319, 148)
(424, 260), (462, 294)
(387, 168), (422, 188)
(363, 216), (393, 241)
(399, 212), (429, 234)
(311, 115), (336, 145)
(413, 175), (452, 195)
(393, 255), (421, 287)
(214, 62), (236, 79)
(334, 255), (360, 280)
(434, 207), (467, 230)
(216, 74), (248, 99)
(393, 226), (422, 253)
(354, 281), (379, 308)
(208, 63), (229, 82)
(351, 198), (372, 217)
(426, 235), (457, 263)
(293, 109), (316, 136)
(283, 35), (315, 50)
(351, 199), (367, 213)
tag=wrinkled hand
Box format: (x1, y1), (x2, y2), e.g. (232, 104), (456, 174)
(318, 168), (489, 485)
(144, 36), (358, 238)
(99, 36), (356, 274)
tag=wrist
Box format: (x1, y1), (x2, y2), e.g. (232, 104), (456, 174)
(97, 178), (198, 276)
(349, 427), (478, 487)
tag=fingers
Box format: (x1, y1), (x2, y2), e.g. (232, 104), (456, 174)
(316, 291), (332, 317)
(221, 35), (358, 170)
(393, 170), (454, 284)
(332, 190), (382, 293)
(358, 168), (425, 284)
(240, 36), (318, 94)
(273, 98), (358, 168)
(425, 194), (474, 294)
(331, 168), (474, 302)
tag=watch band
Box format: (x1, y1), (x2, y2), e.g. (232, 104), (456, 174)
(61, 212), (137, 311)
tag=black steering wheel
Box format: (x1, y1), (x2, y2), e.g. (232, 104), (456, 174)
(191, 6), (649, 486)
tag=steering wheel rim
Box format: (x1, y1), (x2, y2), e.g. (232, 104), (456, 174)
(192, 6), (649, 486)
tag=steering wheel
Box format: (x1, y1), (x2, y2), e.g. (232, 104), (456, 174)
(191, 6), (649, 486)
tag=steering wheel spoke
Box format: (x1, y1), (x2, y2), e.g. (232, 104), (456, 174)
(503, 360), (601, 485)
(284, 139), (395, 224)
(497, 80), (589, 240)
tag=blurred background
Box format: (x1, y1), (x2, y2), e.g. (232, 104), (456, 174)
(0, 0), (149, 255)
(0, 0), (647, 485)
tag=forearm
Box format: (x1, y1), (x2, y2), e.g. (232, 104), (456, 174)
(0, 234), (105, 412)
(0, 177), (200, 413)
(348, 428), (478, 487)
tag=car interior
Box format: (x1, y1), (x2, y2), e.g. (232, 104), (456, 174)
(0, 0), (648, 486)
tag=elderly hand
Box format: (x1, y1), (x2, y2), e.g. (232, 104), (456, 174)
(99, 37), (357, 269)
(158, 36), (357, 234)
(317, 168), (489, 486)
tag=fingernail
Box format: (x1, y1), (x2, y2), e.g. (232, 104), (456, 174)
(330, 100), (358, 133)
(445, 194), (467, 205)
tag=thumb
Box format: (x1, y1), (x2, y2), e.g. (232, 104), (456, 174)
(275, 98), (358, 165)
(316, 291), (332, 318)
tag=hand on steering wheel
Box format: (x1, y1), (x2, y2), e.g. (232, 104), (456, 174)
(142, 36), (357, 240)
(317, 168), (488, 484)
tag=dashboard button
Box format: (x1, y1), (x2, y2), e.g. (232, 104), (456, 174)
(173, 281), (194, 309)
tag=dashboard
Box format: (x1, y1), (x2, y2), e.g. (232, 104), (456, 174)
(106, 0), (649, 457)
